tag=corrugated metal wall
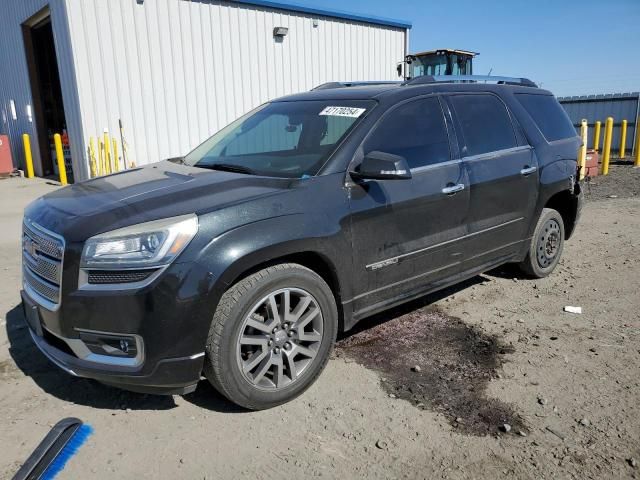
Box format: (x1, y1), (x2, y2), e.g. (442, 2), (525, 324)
(0, 0), (85, 177)
(63, 0), (408, 179)
(559, 93), (640, 153)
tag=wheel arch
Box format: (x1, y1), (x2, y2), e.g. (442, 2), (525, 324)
(221, 250), (346, 331)
(543, 185), (582, 240)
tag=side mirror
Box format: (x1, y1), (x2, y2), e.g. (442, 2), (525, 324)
(350, 151), (412, 181)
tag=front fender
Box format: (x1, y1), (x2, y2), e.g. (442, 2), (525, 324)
(194, 213), (352, 319)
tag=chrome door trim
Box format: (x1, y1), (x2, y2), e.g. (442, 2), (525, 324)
(462, 145), (533, 163)
(409, 158), (462, 175)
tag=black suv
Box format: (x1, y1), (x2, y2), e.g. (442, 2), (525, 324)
(21, 75), (583, 409)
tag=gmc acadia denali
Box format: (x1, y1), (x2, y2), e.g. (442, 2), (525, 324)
(21, 75), (583, 409)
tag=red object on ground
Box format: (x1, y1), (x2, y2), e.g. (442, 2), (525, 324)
(585, 149), (599, 177)
(0, 135), (14, 175)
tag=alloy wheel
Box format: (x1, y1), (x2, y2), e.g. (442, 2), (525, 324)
(236, 288), (324, 391)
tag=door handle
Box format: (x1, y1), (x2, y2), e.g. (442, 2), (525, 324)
(442, 183), (465, 195)
(520, 166), (537, 176)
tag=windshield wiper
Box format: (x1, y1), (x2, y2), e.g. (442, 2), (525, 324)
(197, 163), (258, 175)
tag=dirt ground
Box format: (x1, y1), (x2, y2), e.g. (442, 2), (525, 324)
(1, 164), (639, 479)
(583, 160), (640, 201)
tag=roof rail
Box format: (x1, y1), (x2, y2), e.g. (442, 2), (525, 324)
(311, 81), (402, 91)
(405, 75), (537, 88)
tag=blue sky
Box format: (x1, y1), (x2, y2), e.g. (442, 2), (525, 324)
(302, 0), (640, 96)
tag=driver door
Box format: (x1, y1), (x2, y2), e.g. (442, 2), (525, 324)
(347, 96), (470, 318)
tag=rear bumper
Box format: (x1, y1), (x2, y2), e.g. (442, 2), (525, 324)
(566, 181), (584, 239)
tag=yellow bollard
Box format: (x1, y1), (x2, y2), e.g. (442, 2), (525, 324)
(634, 118), (640, 167)
(103, 131), (111, 174)
(22, 134), (35, 178)
(89, 137), (97, 178)
(578, 119), (588, 180)
(619, 119), (627, 159)
(602, 117), (614, 175)
(112, 138), (119, 172)
(593, 121), (601, 152)
(53, 133), (68, 185)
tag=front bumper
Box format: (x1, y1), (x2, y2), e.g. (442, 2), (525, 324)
(21, 260), (214, 395)
(27, 324), (202, 395)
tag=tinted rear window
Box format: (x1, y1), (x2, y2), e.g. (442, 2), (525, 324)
(449, 94), (517, 157)
(515, 94), (577, 142)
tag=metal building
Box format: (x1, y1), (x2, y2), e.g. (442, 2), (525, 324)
(0, 0), (410, 181)
(559, 92), (639, 153)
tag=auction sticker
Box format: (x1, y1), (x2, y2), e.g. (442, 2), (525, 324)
(319, 106), (366, 118)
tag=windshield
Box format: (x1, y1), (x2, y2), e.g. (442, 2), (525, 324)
(184, 100), (375, 178)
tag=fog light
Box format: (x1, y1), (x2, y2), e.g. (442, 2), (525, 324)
(78, 331), (139, 359)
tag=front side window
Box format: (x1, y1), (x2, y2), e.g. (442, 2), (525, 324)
(184, 100), (375, 178)
(363, 97), (450, 169)
(449, 94), (517, 157)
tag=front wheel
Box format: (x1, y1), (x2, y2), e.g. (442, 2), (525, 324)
(518, 208), (565, 278)
(203, 263), (338, 410)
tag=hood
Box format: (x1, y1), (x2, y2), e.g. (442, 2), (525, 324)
(25, 161), (296, 241)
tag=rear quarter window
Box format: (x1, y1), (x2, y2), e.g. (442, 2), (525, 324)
(515, 94), (577, 142)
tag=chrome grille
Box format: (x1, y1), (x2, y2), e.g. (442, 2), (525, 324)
(22, 220), (65, 309)
(23, 221), (64, 258)
(23, 267), (60, 303)
(23, 251), (61, 284)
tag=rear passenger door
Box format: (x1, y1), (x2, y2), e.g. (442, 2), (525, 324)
(445, 93), (539, 270)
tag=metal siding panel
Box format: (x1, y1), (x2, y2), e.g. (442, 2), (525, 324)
(146, 0), (171, 158)
(560, 94), (639, 150)
(178, 0), (197, 149)
(200, 2), (215, 143)
(121, 0), (147, 165)
(156, 0), (182, 156)
(167, 0), (189, 151)
(228, 0), (412, 29)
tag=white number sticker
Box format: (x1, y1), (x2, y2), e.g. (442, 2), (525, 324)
(319, 106), (366, 118)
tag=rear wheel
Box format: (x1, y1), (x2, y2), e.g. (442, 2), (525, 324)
(203, 263), (337, 410)
(518, 208), (565, 278)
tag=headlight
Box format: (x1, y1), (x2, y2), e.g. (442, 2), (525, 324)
(81, 214), (198, 268)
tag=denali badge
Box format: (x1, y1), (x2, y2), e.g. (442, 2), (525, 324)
(367, 257), (399, 271)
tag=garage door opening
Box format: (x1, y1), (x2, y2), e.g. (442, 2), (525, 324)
(22, 8), (70, 180)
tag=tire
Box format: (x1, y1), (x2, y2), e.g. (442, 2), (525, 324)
(518, 208), (565, 278)
(203, 263), (338, 410)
